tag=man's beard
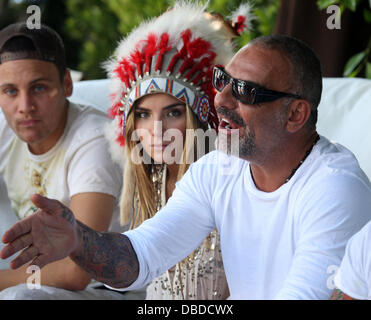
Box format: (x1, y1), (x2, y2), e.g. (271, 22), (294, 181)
(239, 129), (257, 157)
(216, 107), (257, 158)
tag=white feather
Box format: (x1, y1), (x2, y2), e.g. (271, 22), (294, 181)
(103, 117), (126, 168)
(229, 2), (255, 33)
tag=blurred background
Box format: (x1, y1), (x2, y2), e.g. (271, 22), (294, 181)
(0, 0), (370, 80)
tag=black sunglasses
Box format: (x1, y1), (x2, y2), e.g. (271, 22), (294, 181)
(212, 65), (302, 105)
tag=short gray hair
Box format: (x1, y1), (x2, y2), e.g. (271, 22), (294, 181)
(249, 35), (322, 129)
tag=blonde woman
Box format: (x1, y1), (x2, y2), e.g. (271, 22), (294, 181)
(121, 91), (224, 299)
(104, 2), (252, 299)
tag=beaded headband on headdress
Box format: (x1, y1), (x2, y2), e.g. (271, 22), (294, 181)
(104, 1), (253, 163)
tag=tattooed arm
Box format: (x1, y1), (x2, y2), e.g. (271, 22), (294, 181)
(0, 194), (139, 289)
(71, 221), (139, 288)
(330, 289), (356, 300)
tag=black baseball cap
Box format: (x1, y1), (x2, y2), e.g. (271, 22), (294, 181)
(0, 22), (66, 74)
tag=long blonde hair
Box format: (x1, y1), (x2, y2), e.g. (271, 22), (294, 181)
(120, 100), (209, 228)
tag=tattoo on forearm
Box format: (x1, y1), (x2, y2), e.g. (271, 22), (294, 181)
(61, 207), (75, 225)
(70, 221), (140, 288)
(330, 289), (354, 300)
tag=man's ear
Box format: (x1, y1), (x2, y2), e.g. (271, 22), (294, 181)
(63, 69), (73, 98)
(286, 99), (311, 133)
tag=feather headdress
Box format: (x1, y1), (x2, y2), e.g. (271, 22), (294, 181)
(104, 1), (252, 164)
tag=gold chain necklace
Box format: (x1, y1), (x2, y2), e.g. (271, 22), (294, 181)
(250, 134), (320, 185)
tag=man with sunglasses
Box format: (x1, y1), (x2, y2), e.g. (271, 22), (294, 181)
(2, 35), (371, 300)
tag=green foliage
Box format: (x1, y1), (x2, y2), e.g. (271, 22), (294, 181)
(343, 39), (371, 78)
(317, 0), (339, 10)
(317, 0), (361, 12)
(317, 0), (371, 79)
(103, 0), (173, 36)
(343, 51), (367, 76)
(65, 0), (173, 79)
(364, 8), (371, 22)
(65, 0), (279, 79)
(65, 0), (118, 79)
(247, 0), (279, 37)
(366, 62), (371, 78)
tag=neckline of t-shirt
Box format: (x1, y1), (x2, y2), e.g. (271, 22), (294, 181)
(245, 135), (324, 199)
(26, 103), (76, 162)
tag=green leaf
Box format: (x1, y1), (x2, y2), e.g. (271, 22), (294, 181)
(364, 9), (371, 23)
(343, 0), (358, 11)
(348, 63), (363, 77)
(343, 51), (366, 76)
(366, 62), (371, 79)
(317, 0), (339, 10)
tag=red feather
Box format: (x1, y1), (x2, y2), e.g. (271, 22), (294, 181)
(114, 64), (130, 89)
(178, 59), (193, 75)
(236, 15), (247, 34)
(177, 33), (212, 76)
(108, 101), (122, 119)
(185, 52), (215, 81)
(116, 134), (125, 147)
(187, 38), (211, 59)
(155, 33), (171, 72)
(167, 29), (192, 74)
(121, 58), (136, 83)
(130, 49), (144, 78)
(144, 33), (158, 74)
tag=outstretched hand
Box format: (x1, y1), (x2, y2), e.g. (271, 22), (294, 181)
(0, 194), (80, 270)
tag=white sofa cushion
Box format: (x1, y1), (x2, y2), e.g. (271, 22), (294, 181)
(317, 78), (371, 179)
(70, 79), (111, 113)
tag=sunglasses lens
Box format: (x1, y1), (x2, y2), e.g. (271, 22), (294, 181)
(213, 67), (259, 105)
(232, 81), (255, 105)
(213, 68), (228, 92)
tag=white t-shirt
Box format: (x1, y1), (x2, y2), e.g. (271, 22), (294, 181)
(119, 136), (371, 299)
(334, 220), (371, 299)
(0, 102), (123, 231)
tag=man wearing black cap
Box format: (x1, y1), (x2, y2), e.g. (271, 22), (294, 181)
(0, 23), (129, 299)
